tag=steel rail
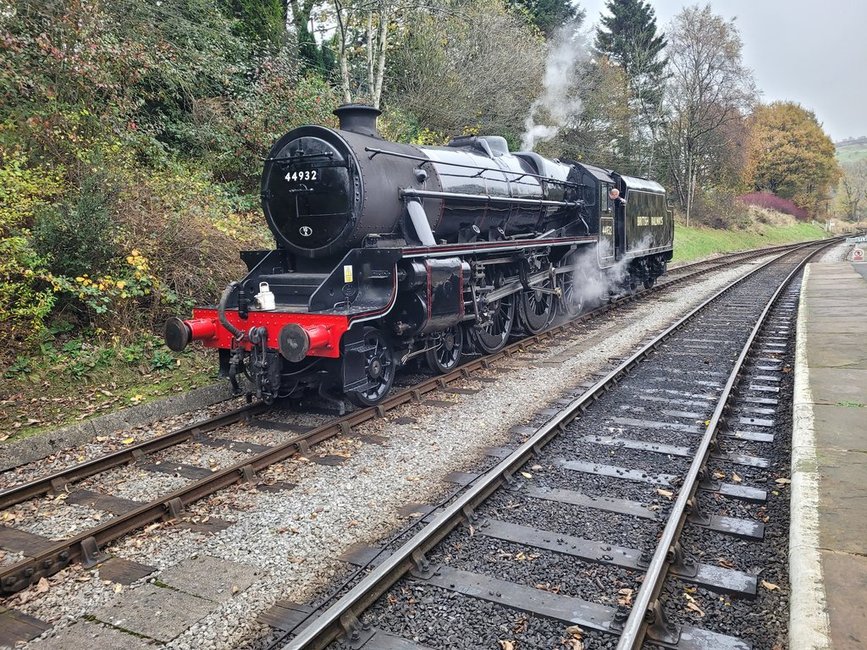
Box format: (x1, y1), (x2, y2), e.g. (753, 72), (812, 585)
(279, 241), (831, 650)
(0, 402), (268, 511)
(0, 238), (831, 595)
(614, 241), (832, 649)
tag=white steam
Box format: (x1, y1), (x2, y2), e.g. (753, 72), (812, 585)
(556, 235), (659, 322)
(521, 21), (589, 151)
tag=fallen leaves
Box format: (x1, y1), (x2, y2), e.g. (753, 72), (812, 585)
(617, 588), (633, 606)
(520, 471), (532, 479)
(774, 477), (791, 485)
(684, 591), (705, 617)
(121, 437), (135, 445)
(35, 577), (50, 593)
(514, 551), (540, 562)
(731, 472), (742, 484)
(760, 580), (779, 591)
(656, 488), (674, 500)
(498, 641), (515, 650)
(563, 624), (584, 650)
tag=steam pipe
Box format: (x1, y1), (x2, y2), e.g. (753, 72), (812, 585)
(218, 282), (244, 339)
(406, 199), (437, 246)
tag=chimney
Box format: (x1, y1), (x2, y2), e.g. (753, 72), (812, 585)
(333, 104), (381, 137)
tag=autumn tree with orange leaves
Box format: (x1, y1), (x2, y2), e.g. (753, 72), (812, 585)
(743, 102), (840, 216)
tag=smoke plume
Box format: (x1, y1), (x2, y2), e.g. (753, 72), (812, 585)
(521, 21), (589, 151)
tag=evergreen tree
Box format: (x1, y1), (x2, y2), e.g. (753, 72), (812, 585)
(594, 0), (667, 175)
(511, 0), (584, 37)
(594, 0), (666, 84)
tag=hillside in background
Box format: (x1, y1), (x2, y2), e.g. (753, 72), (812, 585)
(836, 136), (867, 163)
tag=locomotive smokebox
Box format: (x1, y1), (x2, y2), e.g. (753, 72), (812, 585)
(333, 104), (381, 137)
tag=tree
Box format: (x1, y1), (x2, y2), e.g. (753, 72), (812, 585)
(550, 58), (631, 168)
(386, 0), (545, 143)
(833, 160), (867, 222)
(286, 0), (323, 68)
(594, 0), (668, 176)
(327, 0), (406, 108)
(662, 4), (757, 225)
(510, 0), (583, 38)
(743, 102), (841, 216)
(595, 0), (666, 101)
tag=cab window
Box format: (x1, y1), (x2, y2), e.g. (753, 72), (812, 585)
(601, 185), (611, 212)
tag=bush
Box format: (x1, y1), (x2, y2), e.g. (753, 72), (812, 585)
(690, 190), (753, 229)
(185, 66), (340, 192)
(0, 152), (61, 359)
(33, 172), (119, 278)
(738, 192), (810, 220)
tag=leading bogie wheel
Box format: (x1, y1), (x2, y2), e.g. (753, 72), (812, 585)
(344, 327), (396, 407)
(426, 325), (464, 374)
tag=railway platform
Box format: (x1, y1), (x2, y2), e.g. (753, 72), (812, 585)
(791, 260), (867, 650)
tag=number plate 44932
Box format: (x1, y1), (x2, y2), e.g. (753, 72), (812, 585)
(285, 170), (318, 182)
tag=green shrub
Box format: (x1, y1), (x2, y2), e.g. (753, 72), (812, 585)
(150, 348), (175, 371)
(0, 152), (61, 359)
(33, 173), (119, 278)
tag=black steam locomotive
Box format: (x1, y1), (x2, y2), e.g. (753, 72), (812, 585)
(165, 105), (673, 406)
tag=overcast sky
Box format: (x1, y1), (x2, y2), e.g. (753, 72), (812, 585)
(581, 0), (867, 142)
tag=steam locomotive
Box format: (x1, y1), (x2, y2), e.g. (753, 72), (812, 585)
(165, 104), (673, 407)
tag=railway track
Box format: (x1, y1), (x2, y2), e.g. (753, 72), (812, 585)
(258, 240), (830, 650)
(0, 240), (826, 597)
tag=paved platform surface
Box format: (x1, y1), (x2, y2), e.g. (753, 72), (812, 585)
(791, 261), (867, 650)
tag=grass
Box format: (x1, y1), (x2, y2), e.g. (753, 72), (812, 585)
(1, 341), (215, 443)
(672, 220), (829, 263)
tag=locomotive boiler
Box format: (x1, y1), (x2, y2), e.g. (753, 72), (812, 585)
(165, 104), (673, 407)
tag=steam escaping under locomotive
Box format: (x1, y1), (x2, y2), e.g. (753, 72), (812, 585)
(164, 104), (673, 407)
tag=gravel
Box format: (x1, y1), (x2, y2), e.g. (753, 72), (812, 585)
(815, 240), (853, 263)
(359, 584), (618, 650)
(11, 256), (785, 650)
